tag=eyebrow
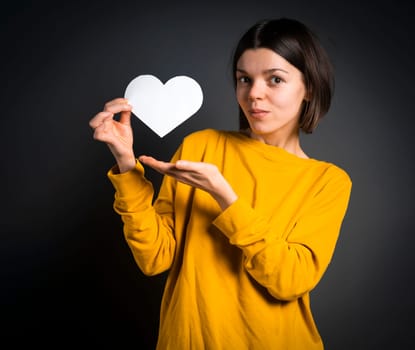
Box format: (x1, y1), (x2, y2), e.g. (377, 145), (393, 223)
(236, 68), (289, 74)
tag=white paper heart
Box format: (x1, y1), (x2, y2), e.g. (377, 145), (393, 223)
(124, 74), (203, 137)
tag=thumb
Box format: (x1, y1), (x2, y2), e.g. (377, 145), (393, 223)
(119, 110), (132, 126)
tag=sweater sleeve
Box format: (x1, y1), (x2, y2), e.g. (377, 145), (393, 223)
(212, 166), (352, 301)
(107, 160), (176, 276)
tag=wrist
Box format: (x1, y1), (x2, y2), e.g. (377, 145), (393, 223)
(116, 154), (137, 173)
(107, 145), (136, 173)
(212, 181), (238, 211)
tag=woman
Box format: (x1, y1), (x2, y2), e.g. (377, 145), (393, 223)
(89, 18), (352, 349)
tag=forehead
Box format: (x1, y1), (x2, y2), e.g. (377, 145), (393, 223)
(237, 48), (297, 73)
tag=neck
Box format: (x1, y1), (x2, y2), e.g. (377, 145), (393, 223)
(246, 128), (308, 159)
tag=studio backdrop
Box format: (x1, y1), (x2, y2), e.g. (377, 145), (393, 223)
(1, 0), (414, 348)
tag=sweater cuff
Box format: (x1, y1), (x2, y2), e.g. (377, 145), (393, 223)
(212, 198), (258, 241)
(107, 160), (150, 197)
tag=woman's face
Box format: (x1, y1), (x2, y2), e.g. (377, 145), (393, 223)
(236, 48), (307, 144)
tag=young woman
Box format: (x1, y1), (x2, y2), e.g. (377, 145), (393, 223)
(89, 18), (352, 349)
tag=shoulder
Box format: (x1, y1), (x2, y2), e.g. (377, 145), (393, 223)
(177, 129), (235, 161)
(318, 161), (352, 194)
(326, 162), (351, 183)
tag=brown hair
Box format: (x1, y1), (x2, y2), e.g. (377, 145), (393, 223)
(232, 18), (334, 133)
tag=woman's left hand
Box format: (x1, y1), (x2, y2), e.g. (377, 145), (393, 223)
(139, 155), (238, 210)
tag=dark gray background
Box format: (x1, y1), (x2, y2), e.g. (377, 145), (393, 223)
(1, 0), (414, 348)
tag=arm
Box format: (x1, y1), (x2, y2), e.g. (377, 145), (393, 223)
(108, 161), (177, 276)
(139, 156), (238, 210)
(213, 167), (352, 301)
(90, 98), (177, 275)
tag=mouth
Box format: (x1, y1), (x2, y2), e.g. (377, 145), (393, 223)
(248, 108), (269, 119)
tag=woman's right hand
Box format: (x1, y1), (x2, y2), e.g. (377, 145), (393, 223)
(89, 98), (136, 173)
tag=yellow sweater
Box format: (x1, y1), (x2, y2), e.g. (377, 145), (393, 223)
(108, 129), (352, 350)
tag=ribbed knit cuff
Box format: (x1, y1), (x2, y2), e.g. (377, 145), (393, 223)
(107, 160), (151, 197)
(212, 198), (257, 241)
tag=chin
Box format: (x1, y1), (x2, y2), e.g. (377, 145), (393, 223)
(248, 119), (298, 137)
(248, 123), (277, 136)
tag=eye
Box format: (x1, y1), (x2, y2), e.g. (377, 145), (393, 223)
(237, 76), (251, 84)
(270, 76), (283, 84)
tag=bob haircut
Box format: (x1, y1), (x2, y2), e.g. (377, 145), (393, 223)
(232, 18), (334, 134)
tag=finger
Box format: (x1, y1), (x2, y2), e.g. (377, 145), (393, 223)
(104, 97), (130, 108)
(139, 155), (163, 168)
(175, 160), (205, 172)
(89, 111), (113, 129)
(104, 103), (132, 115)
(139, 156), (175, 173)
(92, 123), (112, 142)
(140, 157), (198, 186)
(119, 110), (132, 126)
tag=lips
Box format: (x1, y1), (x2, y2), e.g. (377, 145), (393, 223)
(249, 108), (269, 119)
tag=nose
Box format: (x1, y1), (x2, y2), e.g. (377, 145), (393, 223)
(248, 80), (265, 101)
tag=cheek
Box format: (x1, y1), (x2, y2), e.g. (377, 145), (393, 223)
(268, 93), (286, 108)
(236, 88), (246, 106)
(271, 89), (305, 108)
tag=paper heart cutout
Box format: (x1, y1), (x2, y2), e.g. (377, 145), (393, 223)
(124, 74), (203, 137)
